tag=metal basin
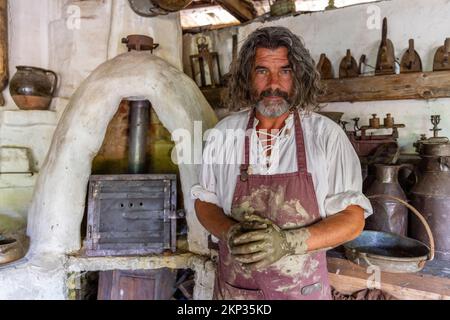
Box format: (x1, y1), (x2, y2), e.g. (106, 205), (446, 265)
(344, 230), (430, 273)
(344, 194), (435, 273)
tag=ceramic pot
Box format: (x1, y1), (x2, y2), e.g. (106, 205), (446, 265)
(10, 66), (57, 110)
(0, 238), (24, 265)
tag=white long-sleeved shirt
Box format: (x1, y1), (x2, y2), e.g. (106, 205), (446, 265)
(191, 109), (373, 219)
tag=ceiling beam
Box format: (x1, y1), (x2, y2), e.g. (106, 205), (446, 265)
(185, 0), (216, 9)
(215, 0), (258, 22)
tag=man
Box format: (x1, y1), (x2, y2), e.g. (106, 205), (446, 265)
(191, 26), (372, 300)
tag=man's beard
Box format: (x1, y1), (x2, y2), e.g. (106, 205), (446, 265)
(255, 89), (292, 118)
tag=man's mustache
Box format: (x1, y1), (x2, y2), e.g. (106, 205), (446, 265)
(259, 89), (290, 100)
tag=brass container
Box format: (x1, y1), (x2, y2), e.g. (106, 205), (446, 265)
(410, 142), (450, 261)
(369, 114), (380, 128)
(384, 113), (394, 128)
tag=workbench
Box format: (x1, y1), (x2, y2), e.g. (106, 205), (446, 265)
(327, 250), (450, 300)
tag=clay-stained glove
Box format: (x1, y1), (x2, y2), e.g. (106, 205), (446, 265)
(225, 220), (267, 251)
(225, 212), (274, 251)
(228, 223), (311, 270)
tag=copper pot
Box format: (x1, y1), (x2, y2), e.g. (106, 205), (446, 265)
(0, 238), (24, 265)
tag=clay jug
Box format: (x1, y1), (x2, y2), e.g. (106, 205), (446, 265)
(365, 164), (409, 236)
(10, 66), (58, 110)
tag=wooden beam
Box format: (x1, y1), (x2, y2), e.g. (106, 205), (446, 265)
(185, 0), (215, 9)
(66, 252), (205, 272)
(328, 257), (450, 300)
(215, 0), (257, 22)
(319, 70), (450, 103)
(200, 71), (450, 106)
(0, 0), (8, 106)
(182, 22), (240, 34)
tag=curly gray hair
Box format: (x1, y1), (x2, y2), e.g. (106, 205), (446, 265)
(225, 26), (322, 112)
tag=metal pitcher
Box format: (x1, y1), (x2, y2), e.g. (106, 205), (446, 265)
(365, 164), (410, 236)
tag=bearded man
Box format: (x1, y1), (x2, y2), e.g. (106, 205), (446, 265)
(191, 26), (372, 300)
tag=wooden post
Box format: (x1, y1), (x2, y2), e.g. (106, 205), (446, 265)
(0, 0), (8, 106)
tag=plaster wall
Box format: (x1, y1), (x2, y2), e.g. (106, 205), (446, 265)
(0, 0), (218, 300)
(0, 52), (217, 299)
(0, 0), (183, 220)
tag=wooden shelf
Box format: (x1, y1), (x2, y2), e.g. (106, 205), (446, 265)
(66, 252), (207, 272)
(319, 71), (450, 103)
(199, 71), (450, 106)
(327, 257), (450, 300)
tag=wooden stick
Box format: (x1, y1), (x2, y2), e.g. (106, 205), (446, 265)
(0, 0), (8, 106)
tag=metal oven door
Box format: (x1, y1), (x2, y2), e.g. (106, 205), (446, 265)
(85, 174), (177, 256)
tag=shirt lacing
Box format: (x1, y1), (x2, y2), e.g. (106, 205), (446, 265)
(254, 116), (293, 173)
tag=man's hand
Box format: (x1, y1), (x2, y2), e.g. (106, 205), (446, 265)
(197, 199), (364, 271)
(226, 213), (311, 270)
(225, 220), (267, 250)
(229, 224), (294, 270)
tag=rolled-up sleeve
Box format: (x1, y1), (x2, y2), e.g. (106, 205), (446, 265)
(323, 126), (373, 219)
(190, 131), (220, 207)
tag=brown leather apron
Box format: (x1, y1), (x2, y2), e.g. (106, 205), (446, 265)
(214, 109), (331, 300)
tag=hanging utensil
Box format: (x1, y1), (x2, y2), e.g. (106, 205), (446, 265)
(400, 39), (422, 73)
(433, 38), (450, 71)
(339, 49), (359, 78)
(375, 17), (396, 75)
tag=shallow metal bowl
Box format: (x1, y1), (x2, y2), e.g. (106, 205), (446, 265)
(343, 230), (431, 273)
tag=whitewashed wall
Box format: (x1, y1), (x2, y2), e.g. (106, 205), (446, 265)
(0, 2), (216, 300)
(0, 0), (183, 221)
(183, 0), (450, 153)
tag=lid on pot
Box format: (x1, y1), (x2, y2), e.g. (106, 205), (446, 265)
(415, 115), (450, 156)
(421, 141), (450, 157)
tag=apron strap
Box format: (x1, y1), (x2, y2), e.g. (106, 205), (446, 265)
(240, 109), (256, 180)
(293, 110), (308, 173)
(241, 108), (308, 178)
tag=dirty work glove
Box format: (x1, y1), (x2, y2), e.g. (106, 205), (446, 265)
(226, 212), (274, 249)
(225, 220), (267, 252)
(229, 225), (311, 271)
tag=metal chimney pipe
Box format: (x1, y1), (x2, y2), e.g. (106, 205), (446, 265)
(128, 99), (150, 174)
